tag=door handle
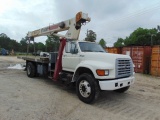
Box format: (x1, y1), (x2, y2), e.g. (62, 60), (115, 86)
(80, 55), (84, 57)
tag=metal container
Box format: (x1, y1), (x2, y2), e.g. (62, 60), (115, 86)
(151, 45), (160, 76)
(122, 46), (152, 74)
(122, 47), (132, 56)
(105, 47), (122, 54)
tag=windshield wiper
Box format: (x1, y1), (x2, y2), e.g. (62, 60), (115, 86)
(96, 51), (105, 52)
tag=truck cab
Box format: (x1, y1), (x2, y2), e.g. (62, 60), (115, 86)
(61, 41), (135, 103)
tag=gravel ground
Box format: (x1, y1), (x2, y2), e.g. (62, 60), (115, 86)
(0, 56), (160, 120)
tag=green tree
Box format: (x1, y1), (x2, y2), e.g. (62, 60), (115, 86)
(85, 30), (96, 42)
(20, 37), (28, 52)
(123, 27), (157, 46)
(45, 35), (60, 52)
(0, 33), (8, 38)
(35, 42), (45, 51)
(0, 33), (22, 53)
(114, 38), (124, 47)
(9, 39), (20, 52)
(99, 39), (106, 48)
(0, 33), (11, 50)
(155, 32), (160, 45)
(20, 37), (34, 53)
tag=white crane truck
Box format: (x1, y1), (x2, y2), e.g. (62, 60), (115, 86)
(23, 12), (135, 103)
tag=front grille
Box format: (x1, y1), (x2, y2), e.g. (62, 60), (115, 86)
(116, 58), (133, 78)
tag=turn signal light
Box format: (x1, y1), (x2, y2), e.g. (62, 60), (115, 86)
(96, 70), (109, 76)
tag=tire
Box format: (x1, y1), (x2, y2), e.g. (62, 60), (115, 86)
(76, 73), (100, 104)
(114, 86), (130, 93)
(27, 62), (36, 78)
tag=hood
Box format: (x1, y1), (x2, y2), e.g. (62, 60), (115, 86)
(81, 52), (131, 65)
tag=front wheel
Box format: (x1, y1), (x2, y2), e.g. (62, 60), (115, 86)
(76, 73), (100, 104)
(114, 86), (130, 93)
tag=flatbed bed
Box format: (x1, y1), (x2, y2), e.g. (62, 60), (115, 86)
(18, 56), (49, 63)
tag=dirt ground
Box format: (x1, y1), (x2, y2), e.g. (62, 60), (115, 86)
(0, 56), (160, 120)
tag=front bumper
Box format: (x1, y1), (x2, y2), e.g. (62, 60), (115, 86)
(99, 76), (135, 90)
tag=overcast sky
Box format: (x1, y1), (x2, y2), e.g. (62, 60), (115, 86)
(0, 0), (160, 46)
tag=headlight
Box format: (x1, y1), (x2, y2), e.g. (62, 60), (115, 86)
(96, 69), (109, 76)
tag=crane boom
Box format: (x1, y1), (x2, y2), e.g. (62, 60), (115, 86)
(27, 12), (90, 40)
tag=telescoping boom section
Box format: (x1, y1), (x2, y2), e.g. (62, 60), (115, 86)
(27, 12), (90, 40)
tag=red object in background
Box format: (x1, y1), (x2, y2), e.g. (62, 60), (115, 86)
(105, 47), (122, 54)
(122, 46), (152, 74)
(53, 38), (66, 81)
(151, 45), (160, 76)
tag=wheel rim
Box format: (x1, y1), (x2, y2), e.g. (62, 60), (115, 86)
(79, 80), (91, 98)
(27, 65), (31, 75)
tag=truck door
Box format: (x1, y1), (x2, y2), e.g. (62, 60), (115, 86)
(62, 41), (80, 72)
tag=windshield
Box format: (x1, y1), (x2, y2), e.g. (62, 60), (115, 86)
(79, 42), (106, 52)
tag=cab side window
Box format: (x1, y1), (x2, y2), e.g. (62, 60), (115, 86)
(65, 42), (77, 53)
(70, 43), (77, 52)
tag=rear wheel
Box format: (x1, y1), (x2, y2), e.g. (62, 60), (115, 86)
(76, 73), (100, 104)
(27, 62), (36, 78)
(114, 86), (130, 93)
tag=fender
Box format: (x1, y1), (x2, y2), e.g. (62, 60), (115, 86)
(72, 60), (114, 82)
